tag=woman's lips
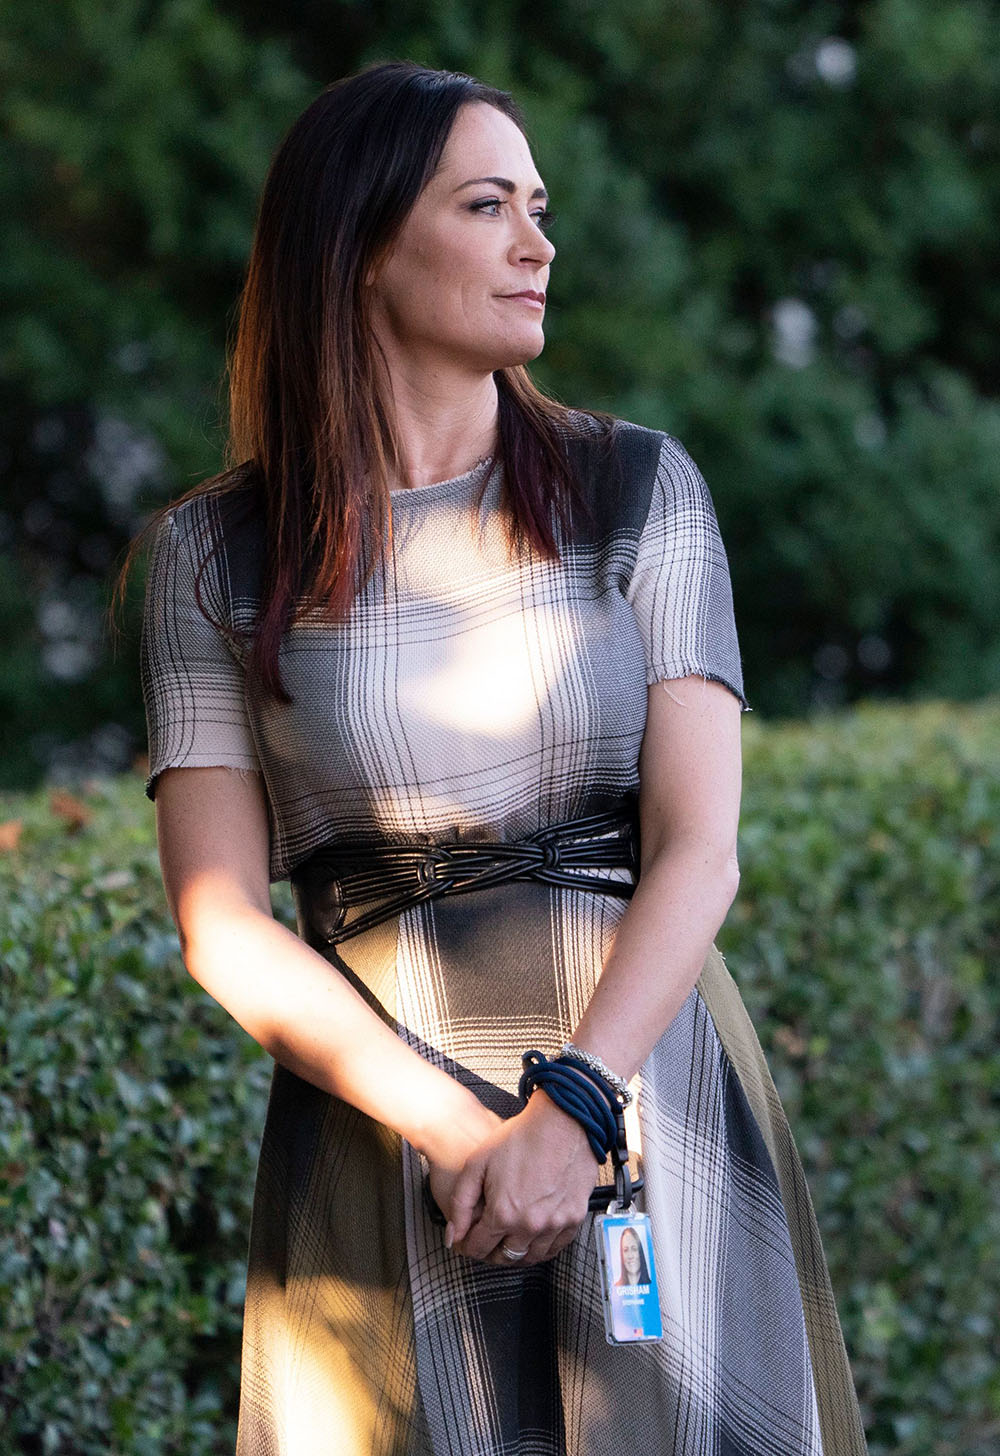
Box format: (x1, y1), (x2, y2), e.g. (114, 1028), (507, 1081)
(501, 293), (545, 309)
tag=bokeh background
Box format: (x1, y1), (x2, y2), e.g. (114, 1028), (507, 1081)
(1, 3), (998, 1454)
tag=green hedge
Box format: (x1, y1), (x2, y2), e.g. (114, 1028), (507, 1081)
(0, 784), (278, 1454)
(732, 699), (1000, 1455)
(1, 698), (998, 1454)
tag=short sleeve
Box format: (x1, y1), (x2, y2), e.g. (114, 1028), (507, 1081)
(140, 498), (263, 799)
(625, 433), (751, 712)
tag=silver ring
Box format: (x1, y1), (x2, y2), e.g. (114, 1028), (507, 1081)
(501, 1244), (528, 1261)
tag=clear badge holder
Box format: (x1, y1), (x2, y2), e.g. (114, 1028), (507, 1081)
(593, 1105), (663, 1344)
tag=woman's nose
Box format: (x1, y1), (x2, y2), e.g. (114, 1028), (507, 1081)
(512, 214), (555, 264)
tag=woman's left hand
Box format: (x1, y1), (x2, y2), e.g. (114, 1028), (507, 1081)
(444, 1091), (600, 1266)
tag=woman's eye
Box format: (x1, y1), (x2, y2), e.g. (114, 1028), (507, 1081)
(470, 200), (556, 231)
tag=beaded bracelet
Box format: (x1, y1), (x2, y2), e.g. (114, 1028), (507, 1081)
(559, 1042), (633, 1107)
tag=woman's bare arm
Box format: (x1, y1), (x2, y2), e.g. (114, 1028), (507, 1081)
(153, 765), (498, 1172)
(566, 671), (742, 1080)
(448, 674), (742, 1263)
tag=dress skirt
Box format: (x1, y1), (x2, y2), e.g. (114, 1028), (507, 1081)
(233, 878), (869, 1456)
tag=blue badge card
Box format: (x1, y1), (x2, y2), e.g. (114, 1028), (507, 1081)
(594, 1210), (663, 1344)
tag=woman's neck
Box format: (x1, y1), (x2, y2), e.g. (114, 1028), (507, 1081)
(383, 369), (500, 491)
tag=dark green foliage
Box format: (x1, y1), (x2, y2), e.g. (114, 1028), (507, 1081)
(2, 1), (999, 783)
(723, 697), (1000, 1454)
(1, 700), (998, 1452)
(0, 782), (284, 1454)
(0, 1), (314, 787)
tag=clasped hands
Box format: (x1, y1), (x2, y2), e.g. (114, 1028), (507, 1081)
(428, 1088), (599, 1267)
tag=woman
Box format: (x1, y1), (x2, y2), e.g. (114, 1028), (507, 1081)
(615, 1226), (651, 1288)
(133, 59), (868, 1455)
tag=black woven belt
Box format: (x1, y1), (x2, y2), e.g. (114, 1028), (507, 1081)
(291, 800), (641, 945)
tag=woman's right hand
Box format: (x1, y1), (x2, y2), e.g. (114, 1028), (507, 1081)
(426, 1098), (502, 1231)
(427, 1161), (476, 1230)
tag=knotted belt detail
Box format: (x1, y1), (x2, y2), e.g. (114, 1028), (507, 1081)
(291, 801), (640, 945)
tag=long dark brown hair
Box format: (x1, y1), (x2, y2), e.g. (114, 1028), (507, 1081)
(113, 58), (619, 702)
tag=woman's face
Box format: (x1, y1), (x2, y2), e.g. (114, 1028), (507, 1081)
(621, 1229), (643, 1281)
(368, 102), (556, 376)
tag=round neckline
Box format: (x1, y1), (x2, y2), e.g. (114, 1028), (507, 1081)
(389, 453), (496, 501)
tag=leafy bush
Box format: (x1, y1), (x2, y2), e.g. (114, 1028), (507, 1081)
(1, 697), (998, 1454)
(0, 782), (280, 1454)
(727, 697), (1000, 1456)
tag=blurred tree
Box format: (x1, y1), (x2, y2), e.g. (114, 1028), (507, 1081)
(1, 0), (998, 786)
(0, 1), (313, 783)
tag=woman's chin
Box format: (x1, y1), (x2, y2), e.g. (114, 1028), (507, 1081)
(484, 330), (546, 371)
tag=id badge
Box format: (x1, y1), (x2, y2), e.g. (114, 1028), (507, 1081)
(594, 1210), (663, 1344)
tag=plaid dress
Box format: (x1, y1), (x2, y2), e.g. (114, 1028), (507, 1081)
(141, 416), (869, 1455)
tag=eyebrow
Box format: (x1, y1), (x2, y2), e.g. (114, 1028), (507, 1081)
(453, 176), (549, 201)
